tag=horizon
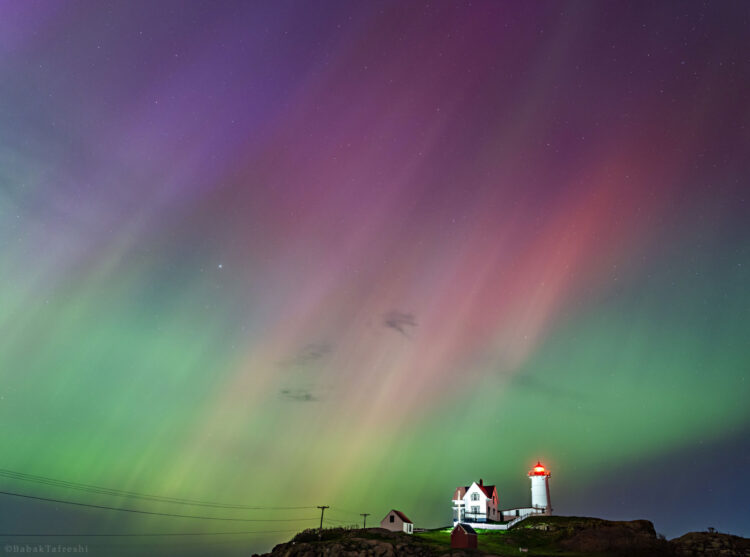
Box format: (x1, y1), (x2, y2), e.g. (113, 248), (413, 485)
(0, 1), (748, 555)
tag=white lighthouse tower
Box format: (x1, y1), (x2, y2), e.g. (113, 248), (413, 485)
(528, 461), (552, 514)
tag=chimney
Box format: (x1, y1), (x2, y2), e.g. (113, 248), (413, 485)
(479, 479), (483, 486)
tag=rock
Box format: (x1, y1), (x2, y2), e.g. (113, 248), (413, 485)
(671, 532), (750, 556)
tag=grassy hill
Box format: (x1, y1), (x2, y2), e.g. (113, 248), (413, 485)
(416, 516), (667, 556)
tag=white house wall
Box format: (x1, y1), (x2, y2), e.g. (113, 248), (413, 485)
(500, 507), (538, 521)
(460, 482), (501, 522)
(463, 484), (487, 518)
(380, 513), (405, 532)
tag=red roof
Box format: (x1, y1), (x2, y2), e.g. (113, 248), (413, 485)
(391, 510), (413, 524)
(477, 483), (497, 499)
(454, 482), (497, 500)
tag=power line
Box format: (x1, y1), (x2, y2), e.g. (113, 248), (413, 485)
(0, 468), (314, 510)
(327, 506), (361, 516)
(0, 489), (318, 523)
(0, 529), (300, 537)
(323, 517), (352, 525)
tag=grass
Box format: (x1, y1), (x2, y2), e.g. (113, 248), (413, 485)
(414, 519), (604, 556)
(415, 527), (556, 556)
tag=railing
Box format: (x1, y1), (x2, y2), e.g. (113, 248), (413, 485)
(453, 511), (507, 524)
(504, 514), (528, 529)
(452, 507), (547, 531)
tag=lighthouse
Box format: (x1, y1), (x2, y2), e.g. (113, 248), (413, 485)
(528, 461), (552, 514)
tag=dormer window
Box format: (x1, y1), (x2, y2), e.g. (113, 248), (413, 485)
(471, 492), (479, 501)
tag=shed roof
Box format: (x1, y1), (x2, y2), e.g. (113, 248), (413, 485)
(454, 523), (477, 535)
(386, 509), (413, 524)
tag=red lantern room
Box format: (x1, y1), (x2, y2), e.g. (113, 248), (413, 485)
(528, 461), (551, 477)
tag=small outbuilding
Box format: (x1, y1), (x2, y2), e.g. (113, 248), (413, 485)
(451, 523), (478, 549)
(380, 509), (414, 534)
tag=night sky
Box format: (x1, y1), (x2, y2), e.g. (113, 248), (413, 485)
(1, 1), (749, 555)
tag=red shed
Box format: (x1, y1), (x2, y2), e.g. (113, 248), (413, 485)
(451, 523), (478, 549)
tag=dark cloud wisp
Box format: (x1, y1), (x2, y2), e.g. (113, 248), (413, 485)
(383, 311), (417, 337)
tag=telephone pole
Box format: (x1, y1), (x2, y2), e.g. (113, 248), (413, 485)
(317, 505), (329, 538)
(360, 513), (370, 529)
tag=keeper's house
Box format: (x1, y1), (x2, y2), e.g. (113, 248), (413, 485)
(452, 479), (499, 523)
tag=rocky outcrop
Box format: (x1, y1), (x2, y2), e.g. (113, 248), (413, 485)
(671, 532), (750, 556)
(261, 529), (460, 557)
(560, 521), (667, 555)
(268, 538), (443, 557)
(520, 516), (670, 555)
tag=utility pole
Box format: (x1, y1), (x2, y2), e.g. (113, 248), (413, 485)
(360, 513), (370, 529)
(317, 505), (329, 538)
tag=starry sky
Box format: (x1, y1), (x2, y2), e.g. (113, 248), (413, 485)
(0, 1), (749, 555)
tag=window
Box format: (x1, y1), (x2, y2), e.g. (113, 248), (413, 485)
(471, 492), (479, 501)
(471, 506), (479, 515)
(390, 515), (394, 523)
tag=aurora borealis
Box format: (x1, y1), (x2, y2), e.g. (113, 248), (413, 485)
(1, 1), (749, 554)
